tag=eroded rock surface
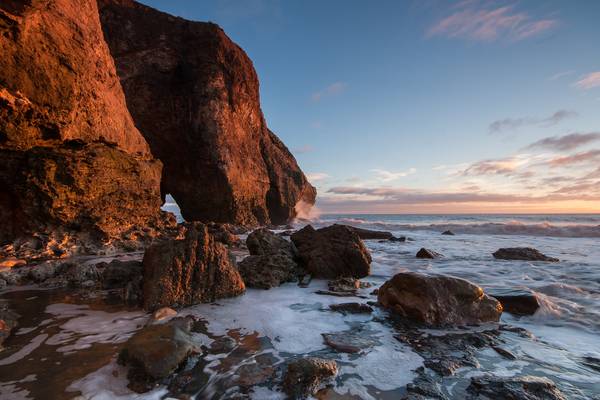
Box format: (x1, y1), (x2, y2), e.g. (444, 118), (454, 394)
(378, 272), (502, 326)
(493, 248), (559, 262)
(98, 0), (316, 226)
(467, 375), (566, 400)
(282, 357), (338, 399)
(142, 222), (245, 310)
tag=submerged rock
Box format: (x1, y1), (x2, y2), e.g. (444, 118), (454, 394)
(493, 248), (559, 262)
(416, 248), (443, 259)
(98, 0), (315, 226)
(488, 288), (540, 316)
(291, 225), (371, 279)
(442, 230), (455, 236)
(0, 301), (19, 351)
(282, 357), (338, 399)
(329, 302), (373, 314)
(467, 375), (566, 400)
(322, 331), (378, 353)
(238, 254), (299, 289)
(378, 272), (502, 326)
(142, 222), (245, 310)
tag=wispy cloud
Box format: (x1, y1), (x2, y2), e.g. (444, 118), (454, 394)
(370, 168), (416, 182)
(548, 149), (600, 167)
(426, 4), (558, 42)
(462, 155), (531, 176)
(549, 70), (575, 81)
(526, 132), (600, 152)
(292, 145), (314, 154)
(306, 172), (330, 182)
(574, 71), (600, 90)
(311, 82), (347, 102)
(489, 109), (577, 133)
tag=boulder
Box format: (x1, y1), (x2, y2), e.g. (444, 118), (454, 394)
(329, 303), (373, 314)
(345, 225), (394, 240)
(416, 248), (443, 259)
(142, 223), (245, 310)
(206, 223), (240, 246)
(487, 288), (540, 316)
(378, 272), (502, 326)
(322, 331), (377, 353)
(98, 0), (316, 226)
(442, 230), (455, 236)
(238, 254), (300, 289)
(291, 225), (371, 279)
(493, 248), (559, 262)
(101, 260), (143, 289)
(467, 376), (566, 400)
(246, 228), (297, 258)
(282, 357), (338, 399)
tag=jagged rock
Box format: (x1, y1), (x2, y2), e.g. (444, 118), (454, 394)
(493, 248), (559, 262)
(282, 357), (338, 399)
(291, 225), (371, 279)
(0, 0), (166, 245)
(345, 225), (394, 240)
(151, 307), (177, 322)
(246, 228), (297, 258)
(441, 230), (455, 236)
(119, 317), (198, 392)
(378, 272), (502, 326)
(0, 258), (25, 269)
(487, 288), (540, 316)
(238, 254), (300, 289)
(142, 222), (245, 310)
(467, 375), (566, 400)
(98, 0), (316, 226)
(0, 301), (19, 351)
(206, 223), (240, 246)
(416, 248), (443, 259)
(100, 260), (143, 290)
(329, 302), (373, 314)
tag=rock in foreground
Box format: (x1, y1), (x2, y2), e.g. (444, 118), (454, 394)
(493, 248), (559, 262)
(238, 254), (300, 289)
(142, 223), (245, 310)
(378, 272), (502, 326)
(345, 225), (394, 240)
(246, 228), (297, 258)
(488, 288), (541, 316)
(283, 357), (338, 399)
(291, 225), (371, 279)
(467, 375), (566, 400)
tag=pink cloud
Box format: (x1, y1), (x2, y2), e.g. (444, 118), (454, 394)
(574, 71), (600, 90)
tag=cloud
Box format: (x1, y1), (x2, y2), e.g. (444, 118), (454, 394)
(574, 71), (600, 90)
(292, 145), (314, 154)
(426, 4), (558, 42)
(489, 109), (577, 133)
(370, 168), (416, 182)
(312, 82), (347, 102)
(549, 70), (575, 81)
(548, 149), (600, 167)
(461, 155), (530, 176)
(306, 172), (330, 182)
(526, 132), (600, 152)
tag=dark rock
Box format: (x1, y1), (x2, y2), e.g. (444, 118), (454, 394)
(493, 248), (559, 262)
(142, 222), (245, 310)
(238, 254), (299, 289)
(282, 357), (337, 399)
(98, 0), (316, 226)
(404, 368), (449, 399)
(492, 346), (517, 360)
(488, 288), (540, 316)
(416, 248), (443, 259)
(322, 331), (378, 353)
(246, 228), (297, 258)
(378, 272), (502, 326)
(329, 303), (373, 314)
(298, 274), (312, 288)
(101, 260), (143, 289)
(291, 225), (371, 279)
(345, 225), (394, 240)
(441, 230), (455, 236)
(467, 375), (566, 400)
(424, 358), (462, 376)
(314, 290), (367, 298)
(206, 223), (240, 246)
(582, 356), (600, 373)
(388, 236), (407, 242)
(119, 317), (198, 392)
(328, 277), (361, 293)
(0, 301), (19, 351)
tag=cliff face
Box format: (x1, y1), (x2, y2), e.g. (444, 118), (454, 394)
(0, 0), (164, 244)
(99, 0), (316, 226)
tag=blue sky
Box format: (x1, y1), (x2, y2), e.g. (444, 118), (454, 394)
(139, 0), (600, 213)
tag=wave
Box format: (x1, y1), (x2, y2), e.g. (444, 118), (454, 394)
(312, 217), (600, 238)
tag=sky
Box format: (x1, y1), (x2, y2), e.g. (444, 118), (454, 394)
(140, 0), (600, 214)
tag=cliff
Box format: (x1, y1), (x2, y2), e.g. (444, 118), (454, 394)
(99, 0), (316, 226)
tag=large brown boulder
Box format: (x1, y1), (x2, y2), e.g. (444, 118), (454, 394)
(142, 222), (245, 310)
(283, 358), (338, 399)
(378, 272), (502, 326)
(291, 225), (371, 279)
(98, 0), (316, 226)
(0, 0), (164, 244)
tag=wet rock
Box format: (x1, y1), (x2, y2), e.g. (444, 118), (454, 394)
(291, 225), (371, 279)
(151, 307), (177, 322)
(142, 222), (245, 310)
(59, 262), (101, 288)
(329, 303), (373, 314)
(328, 277), (361, 293)
(388, 236), (407, 242)
(238, 254), (299, 289)
(0, 301), (19, 351)
(404, 368), (449, 399)
(314, 290), (367, 298)
(236, 362), (275, 387)
(246, 228), (297, 258)
(207, 223), (241, 246)
(101, 260), (143, 290)
(298, 274), (312, 288)
(378, 272), (502, 326)
(424, 358), (463, 376)
(441, 230), (455, 236)
(488, 288), (540, 316)
(99, 0), (316, 226)
(467, 375), (566, 400)
(119, 317), (198, 392)
(0, 279), (6, 290)
(346, 226), (394, 240)
(322, 331), (378, 353)
(416, 248), (443, 259)
(493, 248), (559, 262)
(582, 356), (600, 373)
(282, 357), (338, 399)
(492, 346), (517, 360)
(0, 258), (26, 270)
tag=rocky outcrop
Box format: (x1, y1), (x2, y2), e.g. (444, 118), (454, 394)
(246, 229), (297, 258)
(493, 248), (559, 262)
(291, 225), (371, 279)
(344, 225), (394, 240)
(467, 376), (566, 400)
(378, 272), (502, 326)
(282, 358), (338, 399)
(142, 222), (245, 310)
(487, 288), (541, 316)
(98, 0), (316, 226)
(0, 0), (166, 245)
